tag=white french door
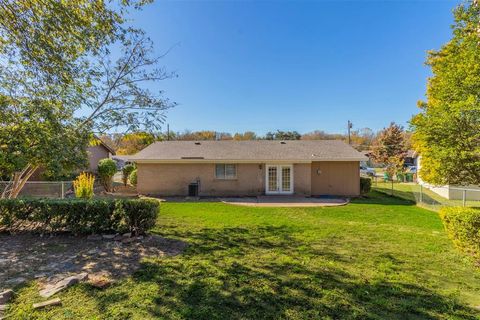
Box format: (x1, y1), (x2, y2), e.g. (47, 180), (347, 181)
(266, 165), (293, 194)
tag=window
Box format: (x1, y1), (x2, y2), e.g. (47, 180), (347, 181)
(215, 164), (237, 179)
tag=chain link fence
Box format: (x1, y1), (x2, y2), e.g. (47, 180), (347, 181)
(368, 175), (480, 211)
(0, 181), (74, 199)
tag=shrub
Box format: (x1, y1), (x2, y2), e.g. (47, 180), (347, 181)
(73, 172), (95, 199)
(122, 164), (136, 186)
(360, 177), (372, 195)
(439, 207), (480, 257)
(98, 158), (117, 192)
(129, 169), (137, 186)
(0, 198), (159, 235)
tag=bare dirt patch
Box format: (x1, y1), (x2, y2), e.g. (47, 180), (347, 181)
(0, 233), (187, 291)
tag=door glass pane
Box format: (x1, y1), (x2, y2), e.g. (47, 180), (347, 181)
(268, 167), (277, 192)
(282, 166), (291, 192)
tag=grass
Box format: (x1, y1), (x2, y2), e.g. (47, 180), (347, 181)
(373, 181), (480, 211)
(5, 191), (480, 319)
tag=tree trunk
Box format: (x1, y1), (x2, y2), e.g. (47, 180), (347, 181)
(1, 164), (39, 199)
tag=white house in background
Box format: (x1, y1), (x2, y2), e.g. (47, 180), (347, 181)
(417, 155), (480, 201)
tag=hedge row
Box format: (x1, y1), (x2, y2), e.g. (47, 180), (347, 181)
(439, 207), (480, 257)
(0, 198), (159, 235)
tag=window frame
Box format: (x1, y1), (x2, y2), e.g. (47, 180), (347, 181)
(215, 163), (237, 180)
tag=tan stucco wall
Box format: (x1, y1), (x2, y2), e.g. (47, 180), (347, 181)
(87, 145), (111, 172)
(137, 163), (265, 196)
(311, 161), (360, 196)
(137, 161), (359, 197)
(293, 163), (311, 196)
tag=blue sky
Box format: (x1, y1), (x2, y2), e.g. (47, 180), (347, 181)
(129, 0), (458, 135)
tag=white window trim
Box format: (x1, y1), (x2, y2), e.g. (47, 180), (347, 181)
(215, 163), (237, 180)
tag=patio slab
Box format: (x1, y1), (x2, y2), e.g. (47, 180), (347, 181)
(221, 196), (349, 207)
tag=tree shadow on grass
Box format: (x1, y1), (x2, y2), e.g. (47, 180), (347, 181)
(98, 225), (479, 320)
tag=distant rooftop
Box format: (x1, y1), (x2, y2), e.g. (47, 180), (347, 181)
(131, 140), (367, 162)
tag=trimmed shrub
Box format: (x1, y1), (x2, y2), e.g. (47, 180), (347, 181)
(122, 164), (136, 186)
(129, 169), (137, 186)
(360, 177), (372, 195)
(439, 207), (480, 257)
(73, 172), (95, 199)
(0, 198), (159, 235)
(98, 158), (117, 192)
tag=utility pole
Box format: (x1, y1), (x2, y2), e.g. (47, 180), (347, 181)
(347, 120), (353, 145)
(167, 124), (170, 141)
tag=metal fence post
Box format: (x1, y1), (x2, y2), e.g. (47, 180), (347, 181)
(61, 181), (65, 199)
(419, 184), (423, 204)
(463, 189), (466, 207)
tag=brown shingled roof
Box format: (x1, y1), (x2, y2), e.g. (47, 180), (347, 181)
(131, 140), (367, 162)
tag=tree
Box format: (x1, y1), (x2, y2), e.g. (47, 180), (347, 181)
(98, 158), (117, 192)
(115, 132), (156, 155)
(233, 131), (257, 140)
(265, 130), (301, 140)
(371, 122), (408, 178)
(0, 1), (174, 198)
(411, 1), (480, 186)
(122, 164), (136, 186)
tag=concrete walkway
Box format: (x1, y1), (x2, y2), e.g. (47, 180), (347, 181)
(222, 196), (349, 207)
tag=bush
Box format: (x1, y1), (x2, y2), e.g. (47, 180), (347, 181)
(129, 169), (137, 186)
(73, 172), (95, 199)
(360, 177), (372, 195)
(98, 158), (117, 192)
(439, 207), (480, 257)
(0, 198), (159, 235)
(122, 164), (136, 186)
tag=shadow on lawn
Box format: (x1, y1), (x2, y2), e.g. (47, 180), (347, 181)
(89, 226), (477, 320)
(369, 188), (442, 207)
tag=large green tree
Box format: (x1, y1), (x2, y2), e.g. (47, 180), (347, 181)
(411, 1), (480, 185)
(0, 0), (174, 197)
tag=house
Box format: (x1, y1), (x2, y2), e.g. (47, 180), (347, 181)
(404, 150), (418, 167)
(131, 140), (367, 197)
(87, 139), (116, 172)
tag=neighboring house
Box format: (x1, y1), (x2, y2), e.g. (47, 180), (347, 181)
(87, 139), (116, 173)
(404, 150), (418, 167)
(417, 155), (480, 200)
(112, 155), (133, 170)
(131, 140), (367, 197)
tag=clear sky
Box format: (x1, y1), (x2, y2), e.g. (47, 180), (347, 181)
(129, 0), (458, 135)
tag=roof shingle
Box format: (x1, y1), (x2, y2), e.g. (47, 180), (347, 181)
(131, 140), (367, 162)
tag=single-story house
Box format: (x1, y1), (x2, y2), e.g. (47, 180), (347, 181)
(87, 139), (116, 172)
(131, 140), (367, 197)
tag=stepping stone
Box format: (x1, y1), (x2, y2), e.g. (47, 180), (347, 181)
(33, 298), (61, 309)
(0, 290), (13, 304)
(39, 273), (88, 298)
(87, 234), (102, 241)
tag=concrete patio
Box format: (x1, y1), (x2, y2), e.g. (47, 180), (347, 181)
(221, 196), (349, 207)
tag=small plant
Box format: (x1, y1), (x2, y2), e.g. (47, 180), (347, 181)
(129, 169), (137, 186)
(122, 164), (136, 186)
(98, 158), (117, 192)
(73, 172), (95, 199)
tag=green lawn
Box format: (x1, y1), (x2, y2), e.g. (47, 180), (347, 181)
(373, 181), (480, 211)
(6, 192), (480, 319)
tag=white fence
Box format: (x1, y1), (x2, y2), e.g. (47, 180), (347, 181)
(370, 176), (480, 210)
